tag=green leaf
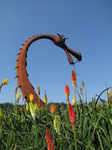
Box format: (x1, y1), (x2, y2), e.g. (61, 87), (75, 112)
(109, 119), (112, 125)
(96, 130), (103, 150)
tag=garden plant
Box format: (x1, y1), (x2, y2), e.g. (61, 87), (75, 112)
(0, 70), (112, 150)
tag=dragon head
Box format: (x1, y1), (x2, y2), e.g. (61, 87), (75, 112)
(53, 33), (82, 64)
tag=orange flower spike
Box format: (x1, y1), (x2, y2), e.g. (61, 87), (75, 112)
(71, 70), (76, 86)
(50, 105), (56, 115)
(46, 127), (54, 150)
(65, 85), (70, 103)
(68, 102), (76, 131)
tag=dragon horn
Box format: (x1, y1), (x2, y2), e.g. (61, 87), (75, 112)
(57, 33), (61, 38)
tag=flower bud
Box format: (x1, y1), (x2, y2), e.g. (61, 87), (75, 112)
(2, 78), (9, 85)
(29, 93), (34, 102)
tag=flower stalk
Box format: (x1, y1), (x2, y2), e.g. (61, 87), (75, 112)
(54, 114), (60, 135)
(16, 92), (21, 105)
(71, 70), (79, 118)
(50, 105), (56, 116)
(29, 93), (36, 120)
(74, 128), (77, 150)
(0, 78), (9, 93)
(82, 80), (87, 103)
(68, 102), (77, 149)
(107, 90), (112, 103)
(44, 90), (47, 105)
(80, 85), (84, 104)
(37, 84), (40, 107)
(65, 85), (70, 106)
(46, 127), (54, 150)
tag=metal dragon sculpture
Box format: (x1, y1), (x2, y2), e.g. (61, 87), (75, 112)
(15, 34), (82, 108)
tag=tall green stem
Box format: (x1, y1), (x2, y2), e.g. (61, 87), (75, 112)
(73, 85), (78, 119)
(74, 127), (77, 150)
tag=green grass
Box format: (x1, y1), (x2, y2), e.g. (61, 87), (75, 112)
(0, 93), (112, 150)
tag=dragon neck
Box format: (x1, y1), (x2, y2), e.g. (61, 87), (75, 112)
(15, 34), (55, 107)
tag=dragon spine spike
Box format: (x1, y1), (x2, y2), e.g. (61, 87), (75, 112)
(15, 34), (82, 108)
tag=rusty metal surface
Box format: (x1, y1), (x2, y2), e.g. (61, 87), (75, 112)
(15, 34), (82, 108)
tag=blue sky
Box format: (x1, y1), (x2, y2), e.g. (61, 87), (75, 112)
(0, 1), (112, 105)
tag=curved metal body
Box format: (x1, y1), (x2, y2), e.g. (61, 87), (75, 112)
(15, 34), (82, 108)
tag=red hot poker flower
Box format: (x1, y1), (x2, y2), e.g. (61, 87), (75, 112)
(65, 85), (70, 96)
(71, 70), (76, 86)
(65, 85), (70, 103)
(50, 105), (56, 115)
(46, 127), (54, 150)
(68, 102), (76, 130)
